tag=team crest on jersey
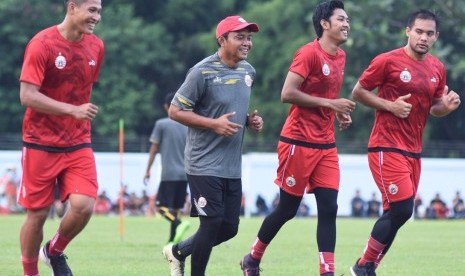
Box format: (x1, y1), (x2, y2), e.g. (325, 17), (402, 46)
(388, 183), (398, 195)
(244, 74), (253, 87)
(286, 176), (296, 187)
(322, 63), (330, 76)
(55, 52), (66, 70)
(197, 196), (207, 208)
(400, 69), (411, 83)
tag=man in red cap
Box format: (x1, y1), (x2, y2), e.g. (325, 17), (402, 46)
(162, 15), (263, 276)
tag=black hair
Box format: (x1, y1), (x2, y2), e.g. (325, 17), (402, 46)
(312, 0), (345, 38)
(407, 9), (440, 31)
(164, 92), (176, 106)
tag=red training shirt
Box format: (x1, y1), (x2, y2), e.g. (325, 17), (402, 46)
(359, 47), (445, 154)
(280, 38), (346, 144)
(20, 26), (104, 149)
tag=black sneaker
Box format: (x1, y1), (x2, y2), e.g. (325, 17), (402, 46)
(39, 241), (73, 276)
(240, 254), (261, 276)
(350, 259), (376, 276)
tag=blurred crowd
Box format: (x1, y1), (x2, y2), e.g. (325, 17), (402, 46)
(2, 162), (463, 220)
(350, 189), (465, 219)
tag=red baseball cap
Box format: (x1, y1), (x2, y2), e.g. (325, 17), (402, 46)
(216, 15), (259, 39)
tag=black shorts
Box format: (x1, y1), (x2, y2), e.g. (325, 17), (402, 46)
(156, 180), (188, 209)
(187, 174), (242, 224)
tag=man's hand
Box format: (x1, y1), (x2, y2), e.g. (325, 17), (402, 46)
(389, 94), (412, 118)
(72, 103), (99, 120)
(247, 110), (264, 132)
(212, 112), (243, 137)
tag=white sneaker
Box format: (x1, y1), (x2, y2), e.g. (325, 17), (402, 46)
(162, 243), (185, 276)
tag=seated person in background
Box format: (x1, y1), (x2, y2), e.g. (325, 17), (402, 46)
(351, 189), (365, 217)
(426, 193), (449, 219)
(252, 195), (270, 216)
(452, 191), (465, 219)
(366, 192), (381, 217)
(94, 191), (112, 215)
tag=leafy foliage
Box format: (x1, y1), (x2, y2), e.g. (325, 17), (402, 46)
(1, 0), (463, 155)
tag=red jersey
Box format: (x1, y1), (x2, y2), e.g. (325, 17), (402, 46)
(20, 26), (104, 149)
(359, 47), (445, 154)
(280, 39), (346, 144)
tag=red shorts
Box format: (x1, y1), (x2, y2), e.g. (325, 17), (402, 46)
(275, 142), (340, 196)
(368, 151), (421, 211)
(19, 147), (98, 210)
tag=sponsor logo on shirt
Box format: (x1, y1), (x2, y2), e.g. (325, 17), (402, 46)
(389, 183), (398, 194)
(88, 59), (96, 66)
(322, 63), (330, 76)
(430, 77), (437, 83)
(400, 69), (411, 83)
(213, 76), (222, 83)
(244, 74), (253, 87)
(55, 52), (66, 69)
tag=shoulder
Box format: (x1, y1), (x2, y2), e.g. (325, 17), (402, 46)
(237, 60), (256, 74)
(28, 26), (58, 47)
(425, 54), (445, 70)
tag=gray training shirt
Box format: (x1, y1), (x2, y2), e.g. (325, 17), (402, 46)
(171, 52), (256, 178)
(150, 117), (188, 181)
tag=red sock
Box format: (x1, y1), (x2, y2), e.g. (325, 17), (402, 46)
(21, 255), (39, 276)
(375, 253), (385, 268)
(319, 252), (335, 274)
(359, 236), (386, 265)
(49, 230), (72, 256)
(250, 237), (268, 261)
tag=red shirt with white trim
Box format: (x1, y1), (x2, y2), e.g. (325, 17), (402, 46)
(20, 26), (104, 148)
(280, 38), (346, 144)
(359, 47), (445, 153)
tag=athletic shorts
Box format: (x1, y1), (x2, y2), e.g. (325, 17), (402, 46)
(156, 180), (188, 209)
(18, 147), (98, 210)
(187, 174), (241, 224)
(368, 151), (421, 211)
(275, 141), (340, 196)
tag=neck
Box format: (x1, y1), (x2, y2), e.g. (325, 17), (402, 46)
(404, 45), (426, 61)
(318, 37), (339, 56)
(217, 49), (238, 68)
(57, 20), (83, 42)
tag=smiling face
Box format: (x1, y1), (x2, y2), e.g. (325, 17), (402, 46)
(218, 28), (254, 67)
(406, 18), (439, 58)
(71, 0), (102, 35)
(323, 8), (350, 45)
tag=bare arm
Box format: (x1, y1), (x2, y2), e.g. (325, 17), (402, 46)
(144, 143), (159, 184)
(20, 82), (98, 120)
(168, 104), (242, 137)
(352, 81), (412, 118)
(430, 86), (461, 117)
(281, 71), (355, 113)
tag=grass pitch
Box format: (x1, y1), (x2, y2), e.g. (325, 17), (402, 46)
(1, 214), (464, 275)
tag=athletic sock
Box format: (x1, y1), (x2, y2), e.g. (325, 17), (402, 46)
(375, 253), (385, 268)
(21, 255), (39, 276)
(319, 252), (334, 274)
(250, 237), (268, 261)
(358, 236), (386, 266)
(49, 230), (71, 256)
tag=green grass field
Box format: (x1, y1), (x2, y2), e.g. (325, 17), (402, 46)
(2, 214), (464, 275)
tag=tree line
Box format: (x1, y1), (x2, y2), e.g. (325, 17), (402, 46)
(1, 0), (464, 156)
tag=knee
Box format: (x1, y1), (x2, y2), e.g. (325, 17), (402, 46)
(318, 201), (338, 219)
(390, 198), (414, 224)
(221, 222), (239, 240)
(215, 222), (238, 244)
(69, 197), (95, 218)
